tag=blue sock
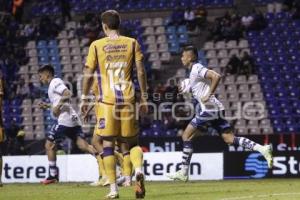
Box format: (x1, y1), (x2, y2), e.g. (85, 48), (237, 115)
(233, 136), (260, 151)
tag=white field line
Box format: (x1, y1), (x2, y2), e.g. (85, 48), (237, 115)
(220, 192), (300, 200)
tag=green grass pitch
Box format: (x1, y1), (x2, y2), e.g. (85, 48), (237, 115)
(1, 179), (300, 200)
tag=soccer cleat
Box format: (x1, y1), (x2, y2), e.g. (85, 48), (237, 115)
(0, 181), (3, 187)
(41, 175), (59, 185)
(135, 173), (145, 199)
(89, 180), (102, 187)
(167, 170), (188, 182)
(89, 177), (109, 187)
(102, 177), (110, 187)
(261, 144), (273, 168)
(105, 191), (119, 199)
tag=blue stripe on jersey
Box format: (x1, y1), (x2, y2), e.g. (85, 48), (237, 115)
(94, 46), (103, 102)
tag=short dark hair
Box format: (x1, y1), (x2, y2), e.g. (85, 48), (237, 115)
(38, 64), (55, 76)
(101, 10), (120, 30)
(183, 45), (198, 61)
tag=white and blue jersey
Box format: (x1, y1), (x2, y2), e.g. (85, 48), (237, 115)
(188, 63), (231, 134)
(47, 78), (84, 142)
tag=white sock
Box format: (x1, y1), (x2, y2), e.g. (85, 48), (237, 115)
(110, 183), (118, 193)
(253, 143), (264, 153)
(135, 167), (142, 176)
(182, 165), (189, 176)
(49, 161), (57, 176)
(125, 176), (131, 183)
(49, 161), (56, 166)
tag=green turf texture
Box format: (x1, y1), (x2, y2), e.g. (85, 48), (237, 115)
(1, 179), (300, 200)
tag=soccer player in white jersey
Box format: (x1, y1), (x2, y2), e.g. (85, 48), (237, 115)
(168, 46), (273, 181)
(38, 65), (97, 184)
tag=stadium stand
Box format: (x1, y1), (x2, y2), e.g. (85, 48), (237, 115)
(1, 0), (299, 150)
(30, 0), (234, 16)
(247, 11), (300, 134)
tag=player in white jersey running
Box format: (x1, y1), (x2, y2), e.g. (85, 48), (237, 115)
(38, 65), (97, 184)
(168, 46), (273, 182)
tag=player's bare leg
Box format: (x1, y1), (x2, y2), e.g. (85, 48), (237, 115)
(76, 136), (97, 155)
(42, 140), (59, 185)
(222, 131), (273, 168)
(168, 124), (198, 182)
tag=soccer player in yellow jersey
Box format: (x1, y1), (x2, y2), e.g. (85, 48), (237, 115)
(87, 79), (132, 187)
(81, 10), (148, 199)
(0, 73), (3, 187)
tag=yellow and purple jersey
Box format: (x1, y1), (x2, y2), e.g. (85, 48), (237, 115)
(85, 36), (143, 104)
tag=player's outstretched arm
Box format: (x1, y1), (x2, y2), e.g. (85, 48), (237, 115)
(202, 70), (221, 103)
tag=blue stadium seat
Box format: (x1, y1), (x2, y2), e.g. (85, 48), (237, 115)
(177, 25), (187, 34)
(166, 26), (176, 34)
(169, 42), (180, 53)
(48, 40), (57, 48)
(165, 129), (177, 137)
(12, 116), (23, 124)
(39, 56), (49, 64)
(168, 34), (178, 43)
(178, 33), (188, 44)
(38, 48), (48, 57)
(37, 40), (47, 49)
(164, 17), (172, 26)
(48, 48), (59, 56)
(50, 56), (60, 64)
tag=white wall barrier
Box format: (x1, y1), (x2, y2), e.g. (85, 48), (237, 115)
(2, 152), (223, 183)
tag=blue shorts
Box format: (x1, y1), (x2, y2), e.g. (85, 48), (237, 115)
(190, 110), (231, 134)
(47, 123), (85, 143)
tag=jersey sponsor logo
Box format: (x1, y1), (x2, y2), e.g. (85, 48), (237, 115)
(106, 55), (126, 62)
(98, 118), (105, 129)
(244, 153), (268, 178)
(103, 44), (127, 53)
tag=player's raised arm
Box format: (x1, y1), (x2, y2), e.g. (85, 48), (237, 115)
(81, 42), (97, 114)
(202, 69), (221, 102)
(134, 41), (148, 114)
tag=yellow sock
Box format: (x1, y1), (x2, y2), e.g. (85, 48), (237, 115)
(130, 146), (143, 171)
(123, 153), (132, 176)
(96, 155), (106, 178)
(103, 155), (116, 184)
